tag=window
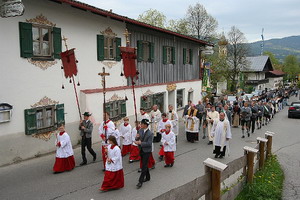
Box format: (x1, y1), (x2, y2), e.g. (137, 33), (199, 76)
(183, 48), (193, 64)
(105, 100), (126, 121)
(24, 104), (64, 135)
(163, 46), (175, 64)
(97, 35), (121, 61)
(0, 103), (13, 123)
(19, 22), (62, 59)
(137, 40), (154, 62)
(141, 93), (164, 112)
(176, 89), (184, 109)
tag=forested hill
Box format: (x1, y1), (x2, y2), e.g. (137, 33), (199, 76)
(248, 35), (300, 62)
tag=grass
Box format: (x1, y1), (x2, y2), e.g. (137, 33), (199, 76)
(235, 154), (284, 200)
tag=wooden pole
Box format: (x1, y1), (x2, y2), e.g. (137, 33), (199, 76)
(265, 133), (273, 159)
(203, 158), (228, 200)
(212, 169), (221, 200)
(131, 78), (138, 123)
(257, 137), (268, 169)
(244, 146), (258, 184)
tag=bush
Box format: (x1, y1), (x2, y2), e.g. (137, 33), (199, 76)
(235, 155), (284, 200)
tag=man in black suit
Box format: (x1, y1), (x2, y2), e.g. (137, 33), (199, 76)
(134, 119), (153, 189)
(79, 112), (96, 165)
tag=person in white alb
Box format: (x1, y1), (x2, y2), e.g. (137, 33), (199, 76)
(139, 108), (151, 122)
(100, 135), (124, 191)
(184, 104), (199, 143)
(157, 113), (172, 161)
(150, 105), (162, 143)
(167, 105), (179, 142)
(113, 122), (121, 147)
(99, 112), (115, 171)
(161, 124), (176, 167)
(120, 117), (132, 157)
(53, 124), (75, 173)
(129, 121), (141, 163)
(211, 112), (232, 158)
(206, 105), (219, 145)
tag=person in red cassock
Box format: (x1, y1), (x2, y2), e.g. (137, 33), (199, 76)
(53, 124), (75, 173)
(157, 113), (172, 161)
(100, 135), (124, 192)
(161, 124), (176, 167)
(120, 117), (132, 156)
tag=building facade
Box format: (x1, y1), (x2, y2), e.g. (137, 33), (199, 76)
(0, 0), (210, 166)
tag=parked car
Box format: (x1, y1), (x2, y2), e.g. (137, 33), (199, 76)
(288, 102), (300, 118)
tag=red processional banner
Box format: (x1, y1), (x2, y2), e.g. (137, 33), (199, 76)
(60, 48), (78, 78)
(120, 47), (137, 79)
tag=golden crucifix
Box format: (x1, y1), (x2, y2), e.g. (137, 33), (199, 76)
(123, 29), (131, 47)
(98, 67), (110, 129)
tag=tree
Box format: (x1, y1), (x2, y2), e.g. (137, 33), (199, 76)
(185, 3), (218, 39)
(226, 26), (250, 92)
(283, 55), (300, 82)
(167, 19), (189, 35)
(263, 51), (283, 70)
(137, 9), (166, 28)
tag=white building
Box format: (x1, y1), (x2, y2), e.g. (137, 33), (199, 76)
(0, 0), (210, 166)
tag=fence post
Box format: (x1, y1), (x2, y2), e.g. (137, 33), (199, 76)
(243, 146), (258, 184)
(265, 132), (274, 159)
(257, 137), (268, 169)
(203, 158), (228, 200)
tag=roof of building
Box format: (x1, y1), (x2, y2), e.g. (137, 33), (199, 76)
(268, 70), (285, 76)
(55, 0), (212, 46)
(243, 56), (273, 72)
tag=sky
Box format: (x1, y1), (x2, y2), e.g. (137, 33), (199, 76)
(81, 0), (300, 42)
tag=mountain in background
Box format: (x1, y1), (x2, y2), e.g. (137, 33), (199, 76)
(248, 35), (300, 62)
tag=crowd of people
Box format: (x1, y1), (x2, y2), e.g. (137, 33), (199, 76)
(51, 86), (298, 192)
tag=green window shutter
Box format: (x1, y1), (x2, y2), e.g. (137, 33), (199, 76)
(56, 104), (65, 125)
(53, 27), (62, 59)
(163, 46), (167, 64)
(120, 101), (126, 117)
(141, 97), (146, 109)
(105, 103), (111, 116)
(189, 49), (193, 65)
(97, 35), (104, 61)
(149, 42), (154, 62)
(115, 37), (121, 61)
(183, 48), (186, 64)
(19, 22), (33, 58)
(137, 40), (143, 62)
(24, 108), (37, 135)
(172, 47), (176, 64)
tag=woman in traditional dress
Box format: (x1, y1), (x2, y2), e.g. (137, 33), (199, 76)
(100, 135), (124, 191)
(53, 124), (75, 173)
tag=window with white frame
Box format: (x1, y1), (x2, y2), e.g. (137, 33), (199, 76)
(104, 36), (116, 60)
(32, 25), (52, 57)
(105, 100), (126, 121)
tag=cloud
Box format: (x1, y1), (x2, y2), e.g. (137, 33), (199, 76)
(81, 0), (300, 42)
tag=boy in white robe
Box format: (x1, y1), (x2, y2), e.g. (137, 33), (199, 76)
(211, 112), (232, 158)
(168, 105), (179, 142)
(161, 124), (176, 167)
(120, 117), (132, 156)
(157, 113), (172, 161)
(53, 124), (75, 173)
(99, 112), (115, 171)
(129, 121), (141, 163)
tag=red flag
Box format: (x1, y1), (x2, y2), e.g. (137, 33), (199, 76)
(120, 47), (137, 79)
(60, 48), (78, 78)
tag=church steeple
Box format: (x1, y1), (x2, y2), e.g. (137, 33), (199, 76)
(218, 32), (228, 57)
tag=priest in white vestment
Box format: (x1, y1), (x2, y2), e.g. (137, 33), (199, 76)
(211, 112), (232, 158)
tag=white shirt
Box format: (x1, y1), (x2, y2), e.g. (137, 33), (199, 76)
(55, 132), (74, 158)
(161, 131), (176, 152)
(99, 120), (115, 145)
(158, 119), (173, 133)
(119, 123), (132, 145)
(168, 111), (179, 135)
(211, 119), (232, 148)
(105, 144), (123, 172)
(131, 127), (139, 146)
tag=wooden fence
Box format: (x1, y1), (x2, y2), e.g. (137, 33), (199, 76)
(153, 131), (275, 200)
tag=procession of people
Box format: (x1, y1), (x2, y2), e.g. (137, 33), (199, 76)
(52, 86), (298, 192)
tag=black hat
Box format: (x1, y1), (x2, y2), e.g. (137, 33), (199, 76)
(141, 119), (150, 126)
(83, 112), (92, 116)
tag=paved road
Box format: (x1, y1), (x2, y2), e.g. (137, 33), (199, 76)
(0, 100), (299, 200)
